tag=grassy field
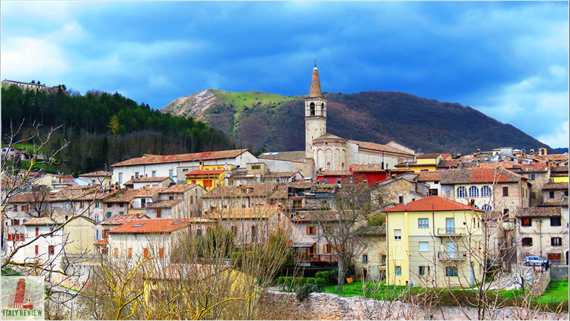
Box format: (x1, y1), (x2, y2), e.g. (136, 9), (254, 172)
(212, 89), (297, 110)
(321, 280), (568, 312)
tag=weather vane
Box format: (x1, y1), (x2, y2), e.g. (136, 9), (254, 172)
(314, 59), (317, 67)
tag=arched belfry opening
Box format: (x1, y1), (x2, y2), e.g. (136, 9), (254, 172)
(310, 102), (315, 116)
(321, 103), (325, 115)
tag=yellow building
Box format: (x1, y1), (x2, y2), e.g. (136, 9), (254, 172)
(395, 154), (443, 173)
(384, 196), (484, 288)
(185, 165), (228, 191)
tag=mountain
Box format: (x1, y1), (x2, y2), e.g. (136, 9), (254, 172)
(161, 89), (553, 155)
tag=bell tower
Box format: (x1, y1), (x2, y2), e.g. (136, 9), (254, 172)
(305, 62), (327, 159)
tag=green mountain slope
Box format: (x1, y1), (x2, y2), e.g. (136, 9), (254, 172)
(161, 90), (553, 155)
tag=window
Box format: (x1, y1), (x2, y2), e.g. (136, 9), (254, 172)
(203, 180), (212, 188)
(324, 244), (333, 253)
(152, 171), (156, 177)
(530, 174), (536, 180)
(156, 209), (162, 218)
(169, 170), (173, 178)
(381, 255), (386, 264)
(398, 196), (404, 204)
(551, 237), (562, 246)
(35, 227), (39, 237)
(94, 215), (99, 223)
(395, 266), (402, 276)
(190, 196), (194, 204)
(119, 211), (124, 215)
(143, 248), (149, 258)
(522, 237), (533, 246)
(197, 229), (202, 236)
(503, 208), (509, 215)
(502, 186), (509, 197)
(159, 248), (164, 259)
(565, 191), (569, 197)
(118, 173), (123, 183)
(394, 229), (401, 240)
(549, 191), (555, 199)
(482, 204), (492, 211)
(95, 230), (100, 240)
(35, 245), (39, 255)
(310, 102), (315, 116)
(307, 226), (317, 235)
(419, 242), (429, 252)
(362, 254), (368, 263)
(107, 212), (112, 218)
(445, 266), (458, 277)
(251, 226), (257, 240)
(419, 266), (430, 276)
(114, 248), (119, 258)
(469, 186), (479, 198)
(48, 245), (55, 255)
(522, 218), (531, 227)
(135, 172), (140, 178)
(127, 248), (132, 258)
(95, 202), (100, 208)
(418, 218), (429, 229)
(457, 186), (467, 198)
(231, 226), (238, 236)
(481, 186), (492, 197)
(545, 217), (561, 228)
(429, 189), (438, 196)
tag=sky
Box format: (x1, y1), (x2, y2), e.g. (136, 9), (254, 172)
(2, 1), (568, 148)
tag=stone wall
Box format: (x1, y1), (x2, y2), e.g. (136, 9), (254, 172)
(551, 266), (569, 281)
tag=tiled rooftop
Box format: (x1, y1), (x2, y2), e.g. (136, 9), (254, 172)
(350, 164), (386, 173)
(317, 170), (352, 176)
(146, 199), (183, 209)
(542, 182), (569, 190)
(100, 214), (149, 226)
(258, 151), (306, 161)
(208, 206), (283, 219)
(515, 207), (562, 218)
(416, 171), (444, 182)
(123, 176), (172, 185)
(160, 184), (200, 194)
(440, 167), (524, 184)
(383, 195), (482, 212)
(202, 183), (278, 199)
(109, 218), (203, 234)
(185, 169), (226, 176)
(348, 140), (414, 156)
(437, 159), (459, 168)
(111, 149), (249, 167)
(79, 171), (112, 178)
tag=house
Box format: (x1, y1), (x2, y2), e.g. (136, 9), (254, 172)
(102, 187), (166, 219)
(315, 170), (352, 184)
(371, 174), (428, 209)
(439, 167), (531, 215)
(16, 215), (96, 283)
(509, 165), (550, 207)
(51, 175), (76, 191)
(384, 196), (484, 288)
(395, 153), (443, 173)
(123, 176), (174, 189)
(416, 171), (444, 196)
(549, 166), (569, 183)
(185, 168), (227, 191)
(108, 218), (213, 268)
(152, 184), (206, 218)
(94, 213), (150, 255)
(78, 171), (113, 187)
(111, 149), (258, 186)
(354, 224), (387, 281)
(515, 207), (567, 265)
(201, 183), (279, 214)
(257, 151), (314, 178)
(208, 206), (288, 246)
(350, 164), (410, 186)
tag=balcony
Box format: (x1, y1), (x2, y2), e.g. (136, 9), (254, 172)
(438, 251), (467, 261)
(296, 253), (339, 263)
(436, 227), (467, 237)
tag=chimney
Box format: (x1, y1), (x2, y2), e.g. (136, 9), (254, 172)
(136, 214), (139, 218)
(470, 199), (475, 206)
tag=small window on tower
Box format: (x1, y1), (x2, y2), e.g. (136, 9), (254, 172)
(310, 102), (315, 116)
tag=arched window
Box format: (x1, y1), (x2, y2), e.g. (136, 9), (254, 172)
(310, 102), (315, 116)
(321, 103), (325, 115)
(482, 204), (492, 211)
(469, 186), (479, 198)
(481, 186), (492, 197)
(457, 186), (467, 198)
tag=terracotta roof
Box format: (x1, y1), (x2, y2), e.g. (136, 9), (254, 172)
(542, 183), (569, 190)
(24, 215), (94, 225)
(104, 187), (165, 203)
(314, 133), (346, 141)
(262, 171), (300, 178)
(159, 184), (199, 194)
(100, 214), (149, 226)
(202, 183), (278, 199)
(124, 177), (172, 185)
(79, 171), (112, 178)
(416, 171), (443, 182)
(258, 151), (306, 161)
(349, 140), (414, 156)
(416, 153), (442, 159)
(383, 196), (483, 212)
(111, 149), (249, 167)
(128, 209), (148, 215)
(8, 191), (51, 203)
(535, 154), (569, 162)
(440, 167), (524, 184)
(551, 166), (569, 173)
(185, 169), (226, 176)
(269, 182), (318, 199)
(440, 154), (452, 160)
(355, 224), (386, 236)
(109, 218), (201, 234)
(437, 159), (459, 168)
(308, 66), (323, 98)
(515, 207), (562, 218)
(317, 170), (352, 176)
(146, 199), (182, 208)
(209, 206), (283, 219)
(350, 164), (386, 173)
(94, 239), (108, 245)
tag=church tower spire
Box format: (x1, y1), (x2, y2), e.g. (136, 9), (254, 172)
(304, 62), (327, 159)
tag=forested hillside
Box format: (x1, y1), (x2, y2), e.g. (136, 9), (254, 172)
(162, 90), (553, 155)
(1, 85), (234, 175)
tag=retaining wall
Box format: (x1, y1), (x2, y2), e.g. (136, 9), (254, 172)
(551, 266), (569, 281)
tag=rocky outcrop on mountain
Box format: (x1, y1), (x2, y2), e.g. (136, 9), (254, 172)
(161, 89), (219, 121)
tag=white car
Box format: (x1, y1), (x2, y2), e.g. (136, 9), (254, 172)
(524, 256), (549, 266)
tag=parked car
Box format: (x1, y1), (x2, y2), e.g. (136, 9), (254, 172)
(524, 256), (550, 266)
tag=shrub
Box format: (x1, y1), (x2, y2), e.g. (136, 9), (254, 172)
(296, 283), (322, 302)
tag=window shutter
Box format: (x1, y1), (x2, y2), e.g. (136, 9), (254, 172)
(307, 226), (310, 234)
(323, 244), (326, 253)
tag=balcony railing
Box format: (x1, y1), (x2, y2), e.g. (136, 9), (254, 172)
(437, 227), (467, 236)
(296, 253), (339, 263)
(438, 251), (467, 261)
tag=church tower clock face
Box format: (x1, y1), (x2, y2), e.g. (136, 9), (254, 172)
(305, 63), (327, 159)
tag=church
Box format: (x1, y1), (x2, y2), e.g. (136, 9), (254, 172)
(303, 65), (415, 176)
